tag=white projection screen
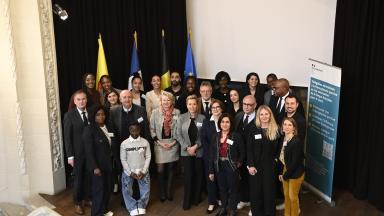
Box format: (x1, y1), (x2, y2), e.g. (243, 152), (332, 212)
(186, 0), (337, 87)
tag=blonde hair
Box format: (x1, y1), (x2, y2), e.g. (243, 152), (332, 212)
(186, 94), (198, 104)
(160, 91), (175, 106)
(255, 105), (279, 140)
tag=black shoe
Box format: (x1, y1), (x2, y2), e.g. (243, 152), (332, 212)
(206, 204), (217, 214)
(167, 195), (173, 201)
(160, 196), (167, 202)
(215, 207), (226, 216)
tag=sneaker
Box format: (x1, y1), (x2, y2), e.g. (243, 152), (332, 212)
(237, 201), (250, 209)
(130, 209), (139, 216)
(138, 208), (146, 215)
(217, 200), (222, 206)
(248, 210), (252, 216)
(104, 211), (114, 216)
(276, 203), (285, 210)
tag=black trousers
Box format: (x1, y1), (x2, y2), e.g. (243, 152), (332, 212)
(91, 171), (112, 216)
(217, 160), (239, 212)
(239, 163), (250, 202)
(249, 167), (276, 216)
(203, 156), (219, 205)
(181, 156), (203, 209)
(73, 157), (91, 204)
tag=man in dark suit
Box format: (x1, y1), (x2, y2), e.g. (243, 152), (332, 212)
(64, 90), (92, 215)
(233, 95), (257, 211)
(197, 81), (215, 119)
(269, 78), (305, 125)
(285, 95), (307, 141)
(108, 90), (151, 203)
(109, 90), (151, 143)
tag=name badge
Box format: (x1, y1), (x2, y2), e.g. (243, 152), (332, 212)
(108, 132), (114, 137)
(254, 134), (262, 140)
(196, 122), (203, 127)
(137, 117), (144, 123)
(141, 94), (146, 100)
(227, 139), (234, 145)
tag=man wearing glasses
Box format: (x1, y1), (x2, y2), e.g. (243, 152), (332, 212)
(233, 95), (257, 212)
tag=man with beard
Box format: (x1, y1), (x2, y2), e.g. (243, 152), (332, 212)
(165, 71), (184, 110)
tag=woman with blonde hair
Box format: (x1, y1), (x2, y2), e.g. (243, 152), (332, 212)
(247, 105), (280, 216)
(278, 117), (305, 216)
(150, 91), (180, 202)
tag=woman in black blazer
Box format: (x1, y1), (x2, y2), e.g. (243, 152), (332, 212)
(83, 106), (117, 216)
(247, 105), (280, 216)
(208, 113), (245, 216)
(278, 117), (305, 216)
(130, 75), (146, 108)
(201, 99), (225, 213)
(240, 72), (266, 109)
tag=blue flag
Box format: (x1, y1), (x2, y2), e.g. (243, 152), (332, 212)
(128, 33), (143, 90)
(184, 35), (197, 80)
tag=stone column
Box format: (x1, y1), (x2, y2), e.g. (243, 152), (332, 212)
(0, 0), (65, 204)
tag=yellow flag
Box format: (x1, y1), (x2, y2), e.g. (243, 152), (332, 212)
(96, 34), (109, 90)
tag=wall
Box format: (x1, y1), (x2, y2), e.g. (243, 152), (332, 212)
(186, 0), (337, 86)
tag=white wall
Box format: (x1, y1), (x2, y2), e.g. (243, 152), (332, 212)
(186, 0), (337, 86)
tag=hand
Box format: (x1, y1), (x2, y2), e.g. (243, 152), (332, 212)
(130, 173), (139, 180)
(163, 143), (172, 150)
(278, 175), (284, 182)
(136, 172), (144, 180)
(94, 168), (102, 176)
(68, 158), (75, 167)
(209, 174), (215, 181)
(187, 145), (197, 156)
(236, 161), (242, 168)
(248, 167), (257, 175)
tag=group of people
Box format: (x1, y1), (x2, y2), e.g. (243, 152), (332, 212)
(64, 70), (306, 216)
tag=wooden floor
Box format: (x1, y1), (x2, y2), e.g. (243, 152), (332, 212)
(42, 177), (384, 216)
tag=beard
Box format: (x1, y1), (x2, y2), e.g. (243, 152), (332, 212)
(171, 80), (180, 86)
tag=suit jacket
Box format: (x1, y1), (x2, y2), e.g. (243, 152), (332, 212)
(278, 136), (305, 180)
(289, 112), (307, 142)
(131, 90), (146, 108)
(64, 108), (92, 160)
(246, 123), (279, 172)
(234, 111), (255, 138)
(108, 104), (151, 143)
(200, 119), (218, 160)
(83, 124), (117, 173)
(269, 93), (305, 124)
(150, 107), (180, 141)
(175, 113), (205, 157)
(197, 97), (216, 119)
(209, 131), (245, 173)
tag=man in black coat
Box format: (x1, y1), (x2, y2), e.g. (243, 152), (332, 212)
(233, 95), (257, 210)
(64, 90), (92, 215)
(285, 95), (307, 141)
(269, 78), (305, 125)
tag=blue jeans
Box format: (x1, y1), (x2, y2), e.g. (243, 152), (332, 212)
(121, 172), (150, 212)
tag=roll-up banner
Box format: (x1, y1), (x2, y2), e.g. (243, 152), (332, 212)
(304, 59), (342, 205)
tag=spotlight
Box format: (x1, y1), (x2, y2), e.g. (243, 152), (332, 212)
(53, 4), (68, 21)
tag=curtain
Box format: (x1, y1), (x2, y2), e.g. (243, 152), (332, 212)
(333, 0), (384, 211)
(52, 0), (187, 114)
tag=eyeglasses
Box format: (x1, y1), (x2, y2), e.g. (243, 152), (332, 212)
(211, 106), (221, 110)
(242, 103), (255, 107)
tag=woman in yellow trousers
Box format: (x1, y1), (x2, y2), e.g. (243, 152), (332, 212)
(278, 117), (305, 216)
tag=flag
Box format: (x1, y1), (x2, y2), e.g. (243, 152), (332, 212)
(96, 33), (109, 91)
(184, 30), (197, 80)
(160, 29), (171, 90)
(128, 31), (143, 91)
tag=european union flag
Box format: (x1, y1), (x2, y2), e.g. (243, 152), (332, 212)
(184, 35), (197, 80)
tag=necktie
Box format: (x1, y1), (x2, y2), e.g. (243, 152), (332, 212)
(204, 102), (210, 118)
(243, 115), (249, 127)
(82, 111), (88, 126)
(276, 97), (283, 113)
